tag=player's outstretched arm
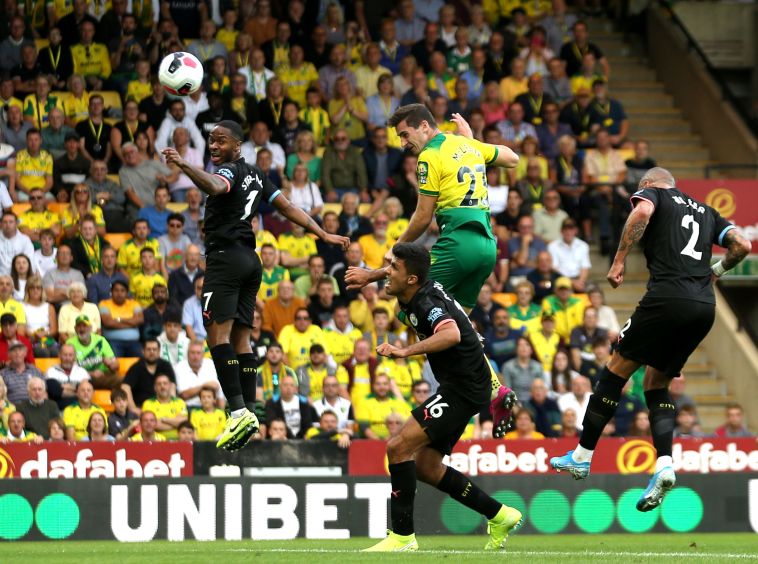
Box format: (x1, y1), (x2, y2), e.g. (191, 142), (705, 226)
(345, 265), (389, 290)
(377, 322), (461, 358)
(713, 229), (751, 276)
(162, 147), (228, 196)
(450, 112), (519, 168)
(607, 199), (654, 288)
(272, 194), (350, 250)
(396, 193), (437, 245)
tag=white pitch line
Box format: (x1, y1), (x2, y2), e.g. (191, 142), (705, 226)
(221, 548), (758, 559)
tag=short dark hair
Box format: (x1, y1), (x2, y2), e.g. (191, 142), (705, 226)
(391, 242), (430, 285)
(143, 338), (159, 349)
(177, 421), (195, 432)
(216, 120), (244, 141)
(139, 246), (155, 257)
(133, 218), (148, 230)
(26, 128), (41, 138)
(310, 343), (325, 355)
(260, 243), (276, 252)
(412, 380), (430, 393)
(388, 103), (437, 129)
(168, 212), (184, 225)
(110, 388), (127, 402)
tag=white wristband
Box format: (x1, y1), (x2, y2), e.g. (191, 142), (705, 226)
(711, 260), (727, 277)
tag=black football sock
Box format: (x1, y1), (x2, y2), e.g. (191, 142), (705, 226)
(579, 368), (627, 450)
(211, 344), (244, 412)
(237, 352), (258, 412)
(437, 466), (501, 520)
(645, 388), (676, 458)
(388, 461), (416, 536)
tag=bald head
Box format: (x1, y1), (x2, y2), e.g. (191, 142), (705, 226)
(639, 167), (676, 190)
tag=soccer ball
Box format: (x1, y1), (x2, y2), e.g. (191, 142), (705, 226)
(158, 52), (204, 96)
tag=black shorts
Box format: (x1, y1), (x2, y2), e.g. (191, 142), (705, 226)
(202, 246), (261, 328)
(412, 387), (482, 455)
(616, 296), (715, 378)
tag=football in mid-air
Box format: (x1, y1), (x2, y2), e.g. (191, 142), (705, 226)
(158, 52), (203, 96)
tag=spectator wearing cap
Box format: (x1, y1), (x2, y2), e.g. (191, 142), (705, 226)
(588, 79), (628, 146)
(66, 314), (119, 389)
(0, 313), (34, 365)
(99, 279), (143, 357)
(58, 282), (101, 342)
(15, 376), (60, 437)
(85, 246), (128, 305)
(42, 244), (85, 305)
(0, 411), (43, 443)
(0, 340), (41, 404)
(45, 343), (91, 409)
(122, 338), (175, 413)
(541, 276), (586, 342)
(0, 212), (35, 277)
(181, 275), (206, 342)
(53, 131), (90, 198)
(548, 218), (591, 292)
(0, 275), (29, 332)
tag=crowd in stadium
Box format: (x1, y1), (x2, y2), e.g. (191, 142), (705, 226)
(0, 0), (752, 445)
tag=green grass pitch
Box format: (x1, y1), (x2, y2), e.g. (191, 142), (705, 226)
(4, 534), (757, 563)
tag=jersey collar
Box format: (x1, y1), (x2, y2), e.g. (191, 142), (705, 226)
(420, 131), (445, 152)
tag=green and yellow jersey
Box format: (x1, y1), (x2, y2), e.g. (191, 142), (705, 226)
(416, 133), (498, 236)
(141, 396), (188, 440)
(63, 402), (107, 440)
(130, 272), (167, 308)
(260, 266), (290, 300)
(190, 408), (226, 441)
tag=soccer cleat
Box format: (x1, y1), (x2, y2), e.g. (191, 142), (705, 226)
(484, 505), (523, 550)
(362, 530), (419, 552)
(550, 450), (591, 480)
(490, 386), (517, 439)
(216, 409), (259, 451)
(636, 467), (676, 512)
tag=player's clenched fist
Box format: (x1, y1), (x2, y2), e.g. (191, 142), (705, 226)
(162, 147), (185, 167)
(376, 343), (408, 359)
(607, 262), (625, 288)
(322, 233), (350, 250)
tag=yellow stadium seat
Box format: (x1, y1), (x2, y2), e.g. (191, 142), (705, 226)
(577, 293), (591, 306)
(34, 38), (50, 51)
(105, 233), (131, 250)
(92, 91), (123, 123)
(322, 203), (341, 215)
(51, 91), (71, 105)
(48, 202), (68, 215)
(11, 203), (30, 216)
(166, 202), (188, 212)
(34, 358), (58, 373)
(118, 357), (139, 376)
(492, 292), (517, 308)
(107, 174), (120, 185)
(93, 389), (114, 413)
(358, 204), (372, 216)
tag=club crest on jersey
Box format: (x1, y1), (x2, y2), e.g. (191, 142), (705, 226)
(409, 313), (418, 326)
(217, 168), (234, 180)
(417, 161), (428, 184)
(427, 307), (444, 324)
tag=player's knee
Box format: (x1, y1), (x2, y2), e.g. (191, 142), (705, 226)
(386, 435), (412, 464)
(643, 370), (669, 391)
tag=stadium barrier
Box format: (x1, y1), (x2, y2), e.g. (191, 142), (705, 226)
(0, 474), (756, 541)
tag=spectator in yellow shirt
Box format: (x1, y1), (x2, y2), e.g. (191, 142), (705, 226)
(0, 411), (43, 443)
(358, 213), (392, 270)
(71, 20), (112, 90)
(15, 128), (54, 201)
(349, 283), (394, 333)
(130, 247), (168, 308)
(504, 408), (546, 440)
(295, 343), (349, 402)
(355, 373), (411, 440)
(117, 218), (163, 279)
(277, 43), (319, 109)
(141, 374), (188, 440)
(499, 58), (529, 103)
(130, 410), (166, 442)
(323, 305), (362, 366)
(62, 380), (107, 440)
(304, 410), (352, 448)
(278, 222), (317, 279)
(529, 313), (562, 373)
(189, 386), (227, 441)
(278, 308), (329, 371)
(540, 276), (585, 341)
(18, 188), (62, 242)
(299, 87), (330, 146)
(22, 76), (64, 130)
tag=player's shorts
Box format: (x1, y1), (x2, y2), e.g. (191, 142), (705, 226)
(412, 386), (484, 455)
(616, 296), (715, 378)
(430, 225), (497, 309)
(202, 246), (262, 328)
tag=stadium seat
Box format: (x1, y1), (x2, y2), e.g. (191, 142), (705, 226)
(358, 204), (372, 216)
(166, 202), (188, 212)
(118, 357), (139, 376)
(93, 389), (114, 413)
(322, 203), (341, 215)
(11, 203), (30, 216)
(492, 293), (517, 308)
(51, 91), (71, 106)
(93, 91), (123, 124)
(577, 293), (591, 306)
(34, 38), (50, 51)
(107, 174), (120, 185)
(34, 358), (58, 373)
(105, 233), (130, 250)
(48, 202), (68, 215)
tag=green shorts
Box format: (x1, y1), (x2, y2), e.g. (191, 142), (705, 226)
(430, 225), (497, 309)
